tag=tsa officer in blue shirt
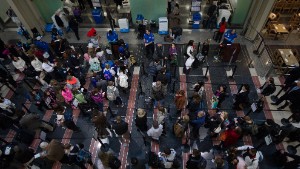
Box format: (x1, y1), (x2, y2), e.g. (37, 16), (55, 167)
(107, 30), (118, 43)
(222, 29), (237, 44)
(144, 29), (155, 58)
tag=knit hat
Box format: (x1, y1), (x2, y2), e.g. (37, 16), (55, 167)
(67, 76), (77, 85)
(40, 142), (49, 149)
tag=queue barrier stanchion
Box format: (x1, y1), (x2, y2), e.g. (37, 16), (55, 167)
(271, 85), (284, 103)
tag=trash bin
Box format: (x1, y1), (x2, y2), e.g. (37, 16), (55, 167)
(192, 12), (201, 29)
(92, 8), (103, 24)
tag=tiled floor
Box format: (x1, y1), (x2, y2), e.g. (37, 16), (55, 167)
(1, 25), (300, 169)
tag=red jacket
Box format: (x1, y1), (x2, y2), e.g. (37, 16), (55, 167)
(223, 129), (240, 147)
(219, 22), (227, 33)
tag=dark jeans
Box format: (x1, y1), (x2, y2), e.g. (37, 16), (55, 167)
(145, 43), (154, 58)
(113, 96), (122, 105)
(71, 28), (80, 40)
(109, 18), (116, 30)
(215, 31), (224, 43)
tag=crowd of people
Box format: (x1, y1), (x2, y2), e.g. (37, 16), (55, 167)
(0, 1), (300, 168)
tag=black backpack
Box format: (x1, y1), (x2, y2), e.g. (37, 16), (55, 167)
(148, 151), (161, 168)
(109, 156), (121, 169)
(186, 156), (207, 169)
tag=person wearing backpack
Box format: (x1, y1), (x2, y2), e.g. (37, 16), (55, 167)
(107, 81), (123, 107)
(173, 115), (189, 139)
(118, 69), (129, 94)
(103, 64), (115, 81)
(112, 116), (130, 146)
(91, 88), (105, 112)
(186, 149), (207, 169)
(89, 55), (101, 73)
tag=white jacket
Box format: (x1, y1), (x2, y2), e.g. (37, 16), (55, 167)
(147, 124), (163, 140)
(31, 58), (43, 72)
(237, 145), (262, 169)
(12, 57), (26, 71)
(159, 149), (176, 168)
(186, 46), (194, 58)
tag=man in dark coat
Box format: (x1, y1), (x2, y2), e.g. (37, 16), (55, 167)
(112, 116), (130, 145)
(69, 16), (80, 40)
(272, 81), (300, 109)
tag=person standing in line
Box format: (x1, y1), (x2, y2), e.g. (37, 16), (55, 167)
(144, 29), (155, 58)
(68, 16), (80, 40)
(106, 8), (117, 30)
(215, 17), (227, 43)
(112, 116), (130, 146)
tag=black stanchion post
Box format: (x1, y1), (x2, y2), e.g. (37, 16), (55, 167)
(204, 65), (209, 81)
(271, 86), (284, 102)
(24, 79), (34, 90)
(5, 82), (17, 95)
(231, 65), (237, 78)
(22, 103), (32, 114)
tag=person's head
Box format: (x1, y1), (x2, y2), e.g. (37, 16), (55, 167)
(268, 77), (274, 84)
(221, 17), (226, 22)
(192, 149), (200, 157)
(137, 108), (146, 117)
(78, 143), (84, 149)
(215, 157), (225, 168)
(105, 64), (110, 69)
(244, 116), (253, 123)
(116, 116), (122, 123)
(231, 29), (236, 34)
(158, 107), (165, 114)
(40, 142), (49, 150)
(155, 81), (162, 87)
(160, 67), (166, 74)
(242, 84), (250, 91)
(131, 157), (138, 165)
(192, 93), (201, 103)
(197, 111), (205, 118)
(154, 58), (160, 64)
(234, 126), (242, 135)
(108, 81), (114, 86)
(109, 30), (113, 35)
(182, 115), (190, 123)
(164, 148), (171, 155)
(177, 90), (185, 96)
(249, 148), (257, 156)
(171, 43), (176, 48)
(146, 29), (151, 35)
(220, 111), (228, 120)
(187, 40), (194, 46)
(12, 56), (18, 61)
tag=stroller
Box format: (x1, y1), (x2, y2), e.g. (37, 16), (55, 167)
(137, 24), (146, 40)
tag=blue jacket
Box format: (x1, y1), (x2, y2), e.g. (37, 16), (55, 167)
(191, 115), (206, 129)
(144, 33), (154, 44)
(107, 31), (118, 42)
(223, 30), (237, 44)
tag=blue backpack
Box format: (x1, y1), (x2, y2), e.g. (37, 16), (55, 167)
(76, 149), (91, 162)
(103, 69), (112, 80)
(64, 108), (73, 121)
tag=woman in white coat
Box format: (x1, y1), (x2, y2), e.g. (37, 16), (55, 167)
(184, 40), (195, 74)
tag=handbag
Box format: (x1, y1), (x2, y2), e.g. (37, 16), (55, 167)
(214, 125), (222, 133)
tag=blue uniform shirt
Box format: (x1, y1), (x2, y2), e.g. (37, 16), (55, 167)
(107, 31), (118, 43)
(144, 33), (154, 44)
(223, 30), (237, 44)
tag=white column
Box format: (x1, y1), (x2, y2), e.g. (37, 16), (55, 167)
(244, 0), (276, 41)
